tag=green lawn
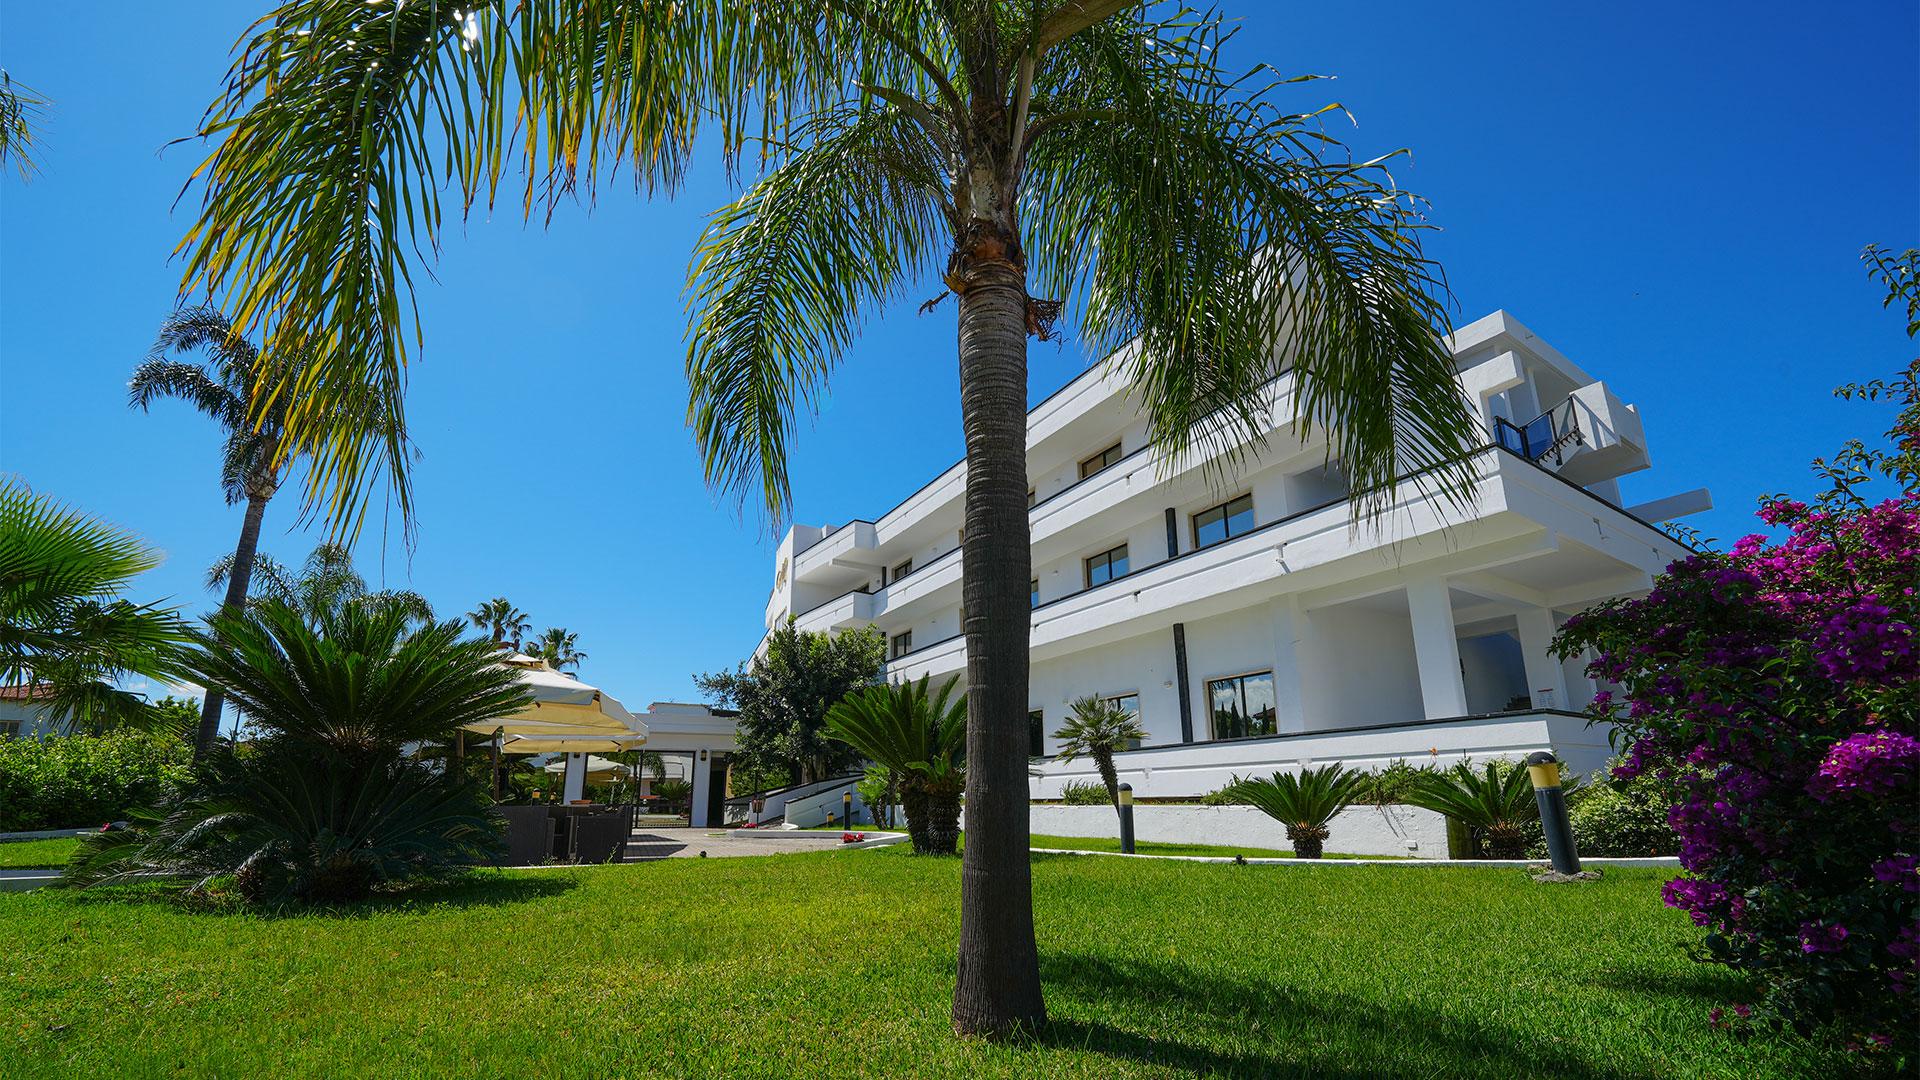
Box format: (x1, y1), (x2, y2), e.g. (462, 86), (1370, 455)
(0, 837), (81, 868)
(0, 849), (1846, 1078)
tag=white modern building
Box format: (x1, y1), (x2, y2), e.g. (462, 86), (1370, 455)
(758, 311), (1710, 798)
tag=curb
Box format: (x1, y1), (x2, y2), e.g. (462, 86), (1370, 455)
(1032, 849), (1681, 868)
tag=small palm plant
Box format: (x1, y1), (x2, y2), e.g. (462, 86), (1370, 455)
(1225, 765), (1364, 859)
(1052, 696), (1148, 814)
(1403, 759), (1564, 859)
(825, 675), (967, 854)
(61, 600), (530, 903)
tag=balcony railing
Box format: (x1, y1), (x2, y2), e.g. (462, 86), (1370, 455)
(1493, 395), (1583, 465)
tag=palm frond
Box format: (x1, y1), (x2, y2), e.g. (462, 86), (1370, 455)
(1226, 765), (1363, 831)
(1050, 694), (1147, 763)
(0, 70), (47, 181)
(686, 103), (949, 519)
(1022, 10), (1481, 519)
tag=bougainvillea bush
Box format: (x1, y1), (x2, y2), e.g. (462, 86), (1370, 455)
(1554, 248), (1919, 1056)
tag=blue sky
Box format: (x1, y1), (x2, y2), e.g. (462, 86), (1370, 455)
(1, 2), (1914, 720)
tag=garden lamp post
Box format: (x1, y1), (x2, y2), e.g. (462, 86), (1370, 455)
(1118, 783), (1136, 855)
(1527, 751), (1581, 873)
(844, 791), (854, 828)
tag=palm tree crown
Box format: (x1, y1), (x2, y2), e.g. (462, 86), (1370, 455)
(527, 627), (586, 672)
(466, 597), (531, 650)
(209, 542), (434, 627)
(129, 308), (293, 505)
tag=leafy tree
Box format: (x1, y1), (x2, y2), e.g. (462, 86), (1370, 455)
(1051, 694), (1147, 813)
(177, 2), (1481, 1033)
(697, 622), (885, 786)
(62, 600), (531, 903)
(526, 627), (586, 672)
(1225, 765), (1363, 858)
(0, 480), (187, 730)
(826, 675), (967, 854)
(466, 597), (531, 650)
(148, 695), (202, 740)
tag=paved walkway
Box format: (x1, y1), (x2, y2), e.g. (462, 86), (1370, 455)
(622, 827), (859, 861)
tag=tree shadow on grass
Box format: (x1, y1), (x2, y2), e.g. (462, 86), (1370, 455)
(56, 869), (578, 919)
(1036, 952), (1639, 1080)
(1582, 961), (1746, 1004)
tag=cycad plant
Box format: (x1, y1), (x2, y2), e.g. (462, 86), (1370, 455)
(0, 480), (186, 730)
(61, 599), (530, 903)
(178, 1), (1482, 1033)
(1051, 695), (1147, 814)
(826, 675), (967, 854)
(1225, 764), (1363, 859)
(1403, 758), (1563, 859)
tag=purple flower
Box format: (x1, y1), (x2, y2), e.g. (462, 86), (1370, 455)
(1871, 854), (1919, 892)
(1808, 731), (1920, 802)
(1799, 921), (1850, 954)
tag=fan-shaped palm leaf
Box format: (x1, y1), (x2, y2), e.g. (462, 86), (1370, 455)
(1226, 764), (1364, 858)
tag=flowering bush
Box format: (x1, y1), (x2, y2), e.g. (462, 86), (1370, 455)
(1553, 247), (1919, 1053)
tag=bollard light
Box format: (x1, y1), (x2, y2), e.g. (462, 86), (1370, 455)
(1527, 751), (1581, 874)
(844, 791), (854, 826)
(1117, 782), (1136, 855)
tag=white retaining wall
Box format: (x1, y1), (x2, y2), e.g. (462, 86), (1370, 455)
(1027, 802), (1451, 859)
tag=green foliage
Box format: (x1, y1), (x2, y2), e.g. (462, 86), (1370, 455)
(697, 621), (885, 785)
(0, 480), (188, 730)
(0, 70), (47, 181)
(59, 600), (528, 903)
(1562, 763), (1680, 858)
(130, 307), (297, 508)
(465, 597), (531, 650)
(1198, 784), (1239, 806)
(0, 730), (192, 830)
(1059, 780), (1111, 806)
(1348, 759), (1435, 806)
(855, 764), (896, 829)
(825, 675), (967, 854)
(525, 627), (586, 672)
(653, 779), (692, 812)
(1224, 765), (1365, 858)
(1052, 695), (1148, 808)
(212, 542), (433, 627)
(1402, 759), (1559, 859)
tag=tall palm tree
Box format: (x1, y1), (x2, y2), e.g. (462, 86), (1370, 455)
(176, 1), (1481, 1035)
(1052, 694), (1148, 812)
(0, 480), (188, 729)
(526, 627), (586, 673)
(130, 308), (297, 757)
(466, 597), (531, 651)
(209, 542), (434, 627)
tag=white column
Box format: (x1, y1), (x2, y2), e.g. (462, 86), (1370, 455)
(1269, 596), (1308, 733)
(689, 750), (712, 827)
(1406, 576), (1468, 719)
(1515, 608), (1569, 710)
(561, 753), (587, 803)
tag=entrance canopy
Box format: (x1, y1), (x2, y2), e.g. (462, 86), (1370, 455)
(466, 653), (648, 748)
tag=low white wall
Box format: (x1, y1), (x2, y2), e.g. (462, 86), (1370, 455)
(1026, 802), (1451, 859)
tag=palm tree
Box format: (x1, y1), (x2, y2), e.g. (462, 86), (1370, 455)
(467, 597), (531, 651)
(176, 2), (1482, 1034)
(0, 480), (188, 730)
(527, 627), (586, 673)
(1051, 695), (1147, 814)
(1403, 759), (1567, 859)
(1226, 765), (1363, 859)
(825, 675), (967, 854)
(0, 71), (46, 180)
(130, 308), (299, 757)
(210, 542), (433, 628)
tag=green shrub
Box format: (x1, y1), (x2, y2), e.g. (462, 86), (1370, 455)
(1059, 780), (1110, 805)
(1198, 784), (1237, 806)
(1348, 759), (1433, 805)
(1567, 768), (1679, 857)
(0, 731), (192, 830)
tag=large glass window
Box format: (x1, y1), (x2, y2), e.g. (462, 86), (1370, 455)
(1105, 693), (1143, 749)
(1030, 579), (1040, 608)
(889, 630), (913, 660)
(1192, 494), (1256, 549)
(1207, 671), (1277, 740)
(888, 558), (913, 584)
(1078, 443), (1124, 480)
(1084, 544), (1129, 588)
(1028, 709), (1045, 757)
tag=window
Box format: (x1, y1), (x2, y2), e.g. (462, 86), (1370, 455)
(1083, 544), (1129, 588)
(1192, 494), (1256, 549)
(889, 630), (914, 659)
(1078, 443), (1124, 480)
(1027, 488), (1037, 508)
(1029, 578), (1040, 608)
(1207, 671), (1277, 740)
(1028, 709), (1045, 757)
(889, 558), (913, 584)
(1104, 693), (1143, 749)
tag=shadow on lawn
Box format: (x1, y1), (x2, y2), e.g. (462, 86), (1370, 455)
(59, 870), (578, 919)
(1038, 953), (1639, 1080)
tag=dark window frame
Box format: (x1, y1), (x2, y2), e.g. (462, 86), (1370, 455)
(1192, 493), (1256, 550)
(1078, 443), (1124, 480)
(1083, 543), (1130, 589)
(1206, 669), (1278, 741)
(889, 630), (914, 659)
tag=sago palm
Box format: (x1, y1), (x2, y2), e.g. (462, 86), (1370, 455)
(177, 1), (1482, 1033)
(0, 480), (187, 730)
(1226, 764), (1363, 859)
(130, 308), (299, 756)
(1403, 758), (1563, 859)
(826, 674), (968, 854)
(1052, 694), (1147, 812)
(467, 597), (531, 650)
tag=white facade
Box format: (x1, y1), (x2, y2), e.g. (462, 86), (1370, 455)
(760, 311), (1709, 797)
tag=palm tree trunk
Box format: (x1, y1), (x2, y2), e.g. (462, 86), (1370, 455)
(194, 493), (269, 758)
(950, 258), (1047, 1037)
(1095, 749), (1120, 809)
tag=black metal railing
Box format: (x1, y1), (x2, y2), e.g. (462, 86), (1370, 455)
(1493, 396), (1583, 465)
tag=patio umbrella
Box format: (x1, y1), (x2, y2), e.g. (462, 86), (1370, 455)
(468, 654), (648, 799)
(542, 755), (633, 780)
